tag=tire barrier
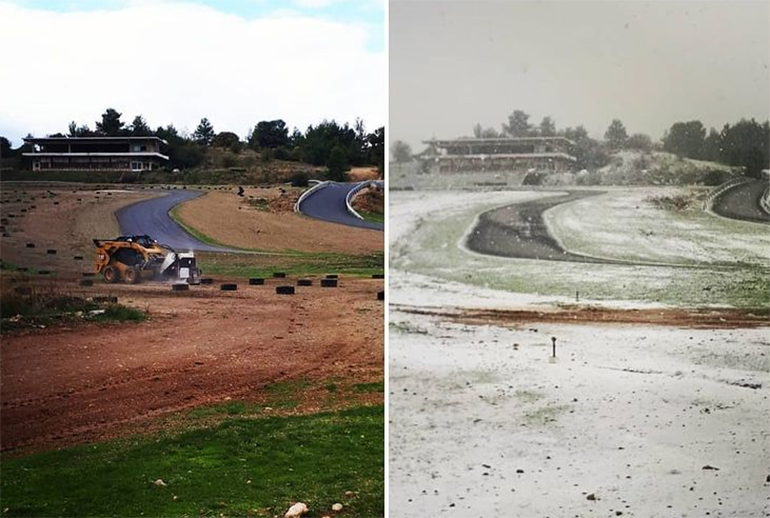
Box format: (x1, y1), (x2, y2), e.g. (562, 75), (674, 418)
(297, 279), (313, 286)
(272, 272), (287, 278)
(79, 279), (94, 287)
(321, 279), (338, 288)
(26, 243), (35, 248)
(326, 274), (339, 279)
(372, 273), (384, 279)
(200, 278), (214, 285)
(377, 291), (384, 300)
(249, 278), (265, 285)
(73, 256), (84, 261)
(172, 283), (190, 292)
(220, 283), (238, 291)
(276, 286), (295, 295)
(93, 296), (118, 304)
(53, 201), (59, 205)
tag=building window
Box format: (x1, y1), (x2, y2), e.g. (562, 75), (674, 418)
(130, 161), (144, 171)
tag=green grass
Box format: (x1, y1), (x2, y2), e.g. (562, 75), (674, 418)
(358, 211), (385, 224)
(197, 251), (384, 278)
(353, 382), (384, 393)
(0, 405), (384, 518)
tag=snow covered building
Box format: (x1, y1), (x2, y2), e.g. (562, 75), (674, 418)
(420, 137), (576, 174)
(23, 136), (168, 172)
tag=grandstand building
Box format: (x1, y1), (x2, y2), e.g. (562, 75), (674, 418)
(420, 137), (576, 174)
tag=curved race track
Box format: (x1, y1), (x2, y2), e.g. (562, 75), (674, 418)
(116, 190), (236, 252)
(712, 179), (770, 224)
(299, 182), (384, 231)
(466, 190), (619, 263)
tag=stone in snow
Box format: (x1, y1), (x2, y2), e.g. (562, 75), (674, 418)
(285, 502), (308, 518)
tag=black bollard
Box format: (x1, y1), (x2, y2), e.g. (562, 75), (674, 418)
(552, 336), (557, 357)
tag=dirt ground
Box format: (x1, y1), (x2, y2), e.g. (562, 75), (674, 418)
(0, 184), (384, 453)
(349, 167), (381, 182)
(0, 184), (159, 273)
(0, 275), (384, 452)
(351, 187), (384, 215)
(175, 189), (383, 254)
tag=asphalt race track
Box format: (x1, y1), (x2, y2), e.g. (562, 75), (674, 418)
(299, 182), (384, 231)
(465, 190), (616, 263)
(116, 190), (235, 252)
(712, 179), (770, 224)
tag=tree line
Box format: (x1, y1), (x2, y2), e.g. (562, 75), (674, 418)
(392, 110), (769, 177)
(2, 108), (385, 179)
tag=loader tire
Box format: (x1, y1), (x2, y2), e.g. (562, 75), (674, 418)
(249, 278), (265, 285)
(124, 267), (141, 284)
(172, 283), (190, 292)
(276, 286), (295, 295)
(296, 279), (313, 286)
(372, 273), (384, 279)
(220, 283), (238, 291)
(377, 291), (384, 300)
(272, 272), (286, 278)
(325, 274), (339, 279)
(200, 278), (214, 285)
(103, 265), (120, 283)
(321, 279), (338, 288)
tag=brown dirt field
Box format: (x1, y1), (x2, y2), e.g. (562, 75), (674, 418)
(349, 167), (380, 182)
(1, 275), (384, 452)
(0, 184), (159, 273)
(394, 304), (770, 329)
(351, 188), (384, 214)
(175, 190), (383, 254)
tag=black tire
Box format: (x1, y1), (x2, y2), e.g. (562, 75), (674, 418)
(372, 273), (384, 279)
(74, 256), (84, 261)
(46, 249), (56, 255)
(200, 278), (214, 285)
(276, 286), (295, 295)
(103, 265), (120, 283)
(321, 279), (338, 288)
(220, 283), (238, 291)
(124, 267), (141, 284)
(79, 279), (94, 287)
(172, 283), (190, 291)
(82, 272), (95, 277)
(26, 243), (35, 248)
(297, 279), (313, 286)
(272, 272), (286, 278)
(325, 274), (339, 279)
(377, 291), (384, 300)
(249, 278), (265, 285)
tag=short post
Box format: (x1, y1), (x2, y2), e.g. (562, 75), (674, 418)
(576, 290), (579, 303)
(551, 336), (557, 358)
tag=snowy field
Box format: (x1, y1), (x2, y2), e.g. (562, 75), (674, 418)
(545, 187), (770, 267)
(389, 188), (770, 517)
(389, 312), (770, 517)
(390, 190), (769, 309)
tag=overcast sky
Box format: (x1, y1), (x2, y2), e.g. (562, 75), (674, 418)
(0, 0), (384, 146)
(391, 0), (769, 152)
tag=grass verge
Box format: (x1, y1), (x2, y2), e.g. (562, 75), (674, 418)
(357, 211), (385, 224)
(197, 251), (384, 278)
(0, 405), (384, 518)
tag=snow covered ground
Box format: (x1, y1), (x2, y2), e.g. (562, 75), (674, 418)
(390, 190), (769, 309)
(388, 188), (770, 517)
(389, 312), (770, 517)
(545, 187), (770, 267)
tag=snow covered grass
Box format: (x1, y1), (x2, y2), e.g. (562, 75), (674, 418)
(389, 311), (770, 518)
(545, 187), (770, 267)
(390, 190), (769, 309)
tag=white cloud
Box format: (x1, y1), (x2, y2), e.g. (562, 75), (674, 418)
(0, 1), (385, 143)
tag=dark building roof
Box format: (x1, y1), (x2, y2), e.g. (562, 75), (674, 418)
(24, 136), (168, 145)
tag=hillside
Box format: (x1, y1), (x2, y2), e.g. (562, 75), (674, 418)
(538, 151), (741, 187)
